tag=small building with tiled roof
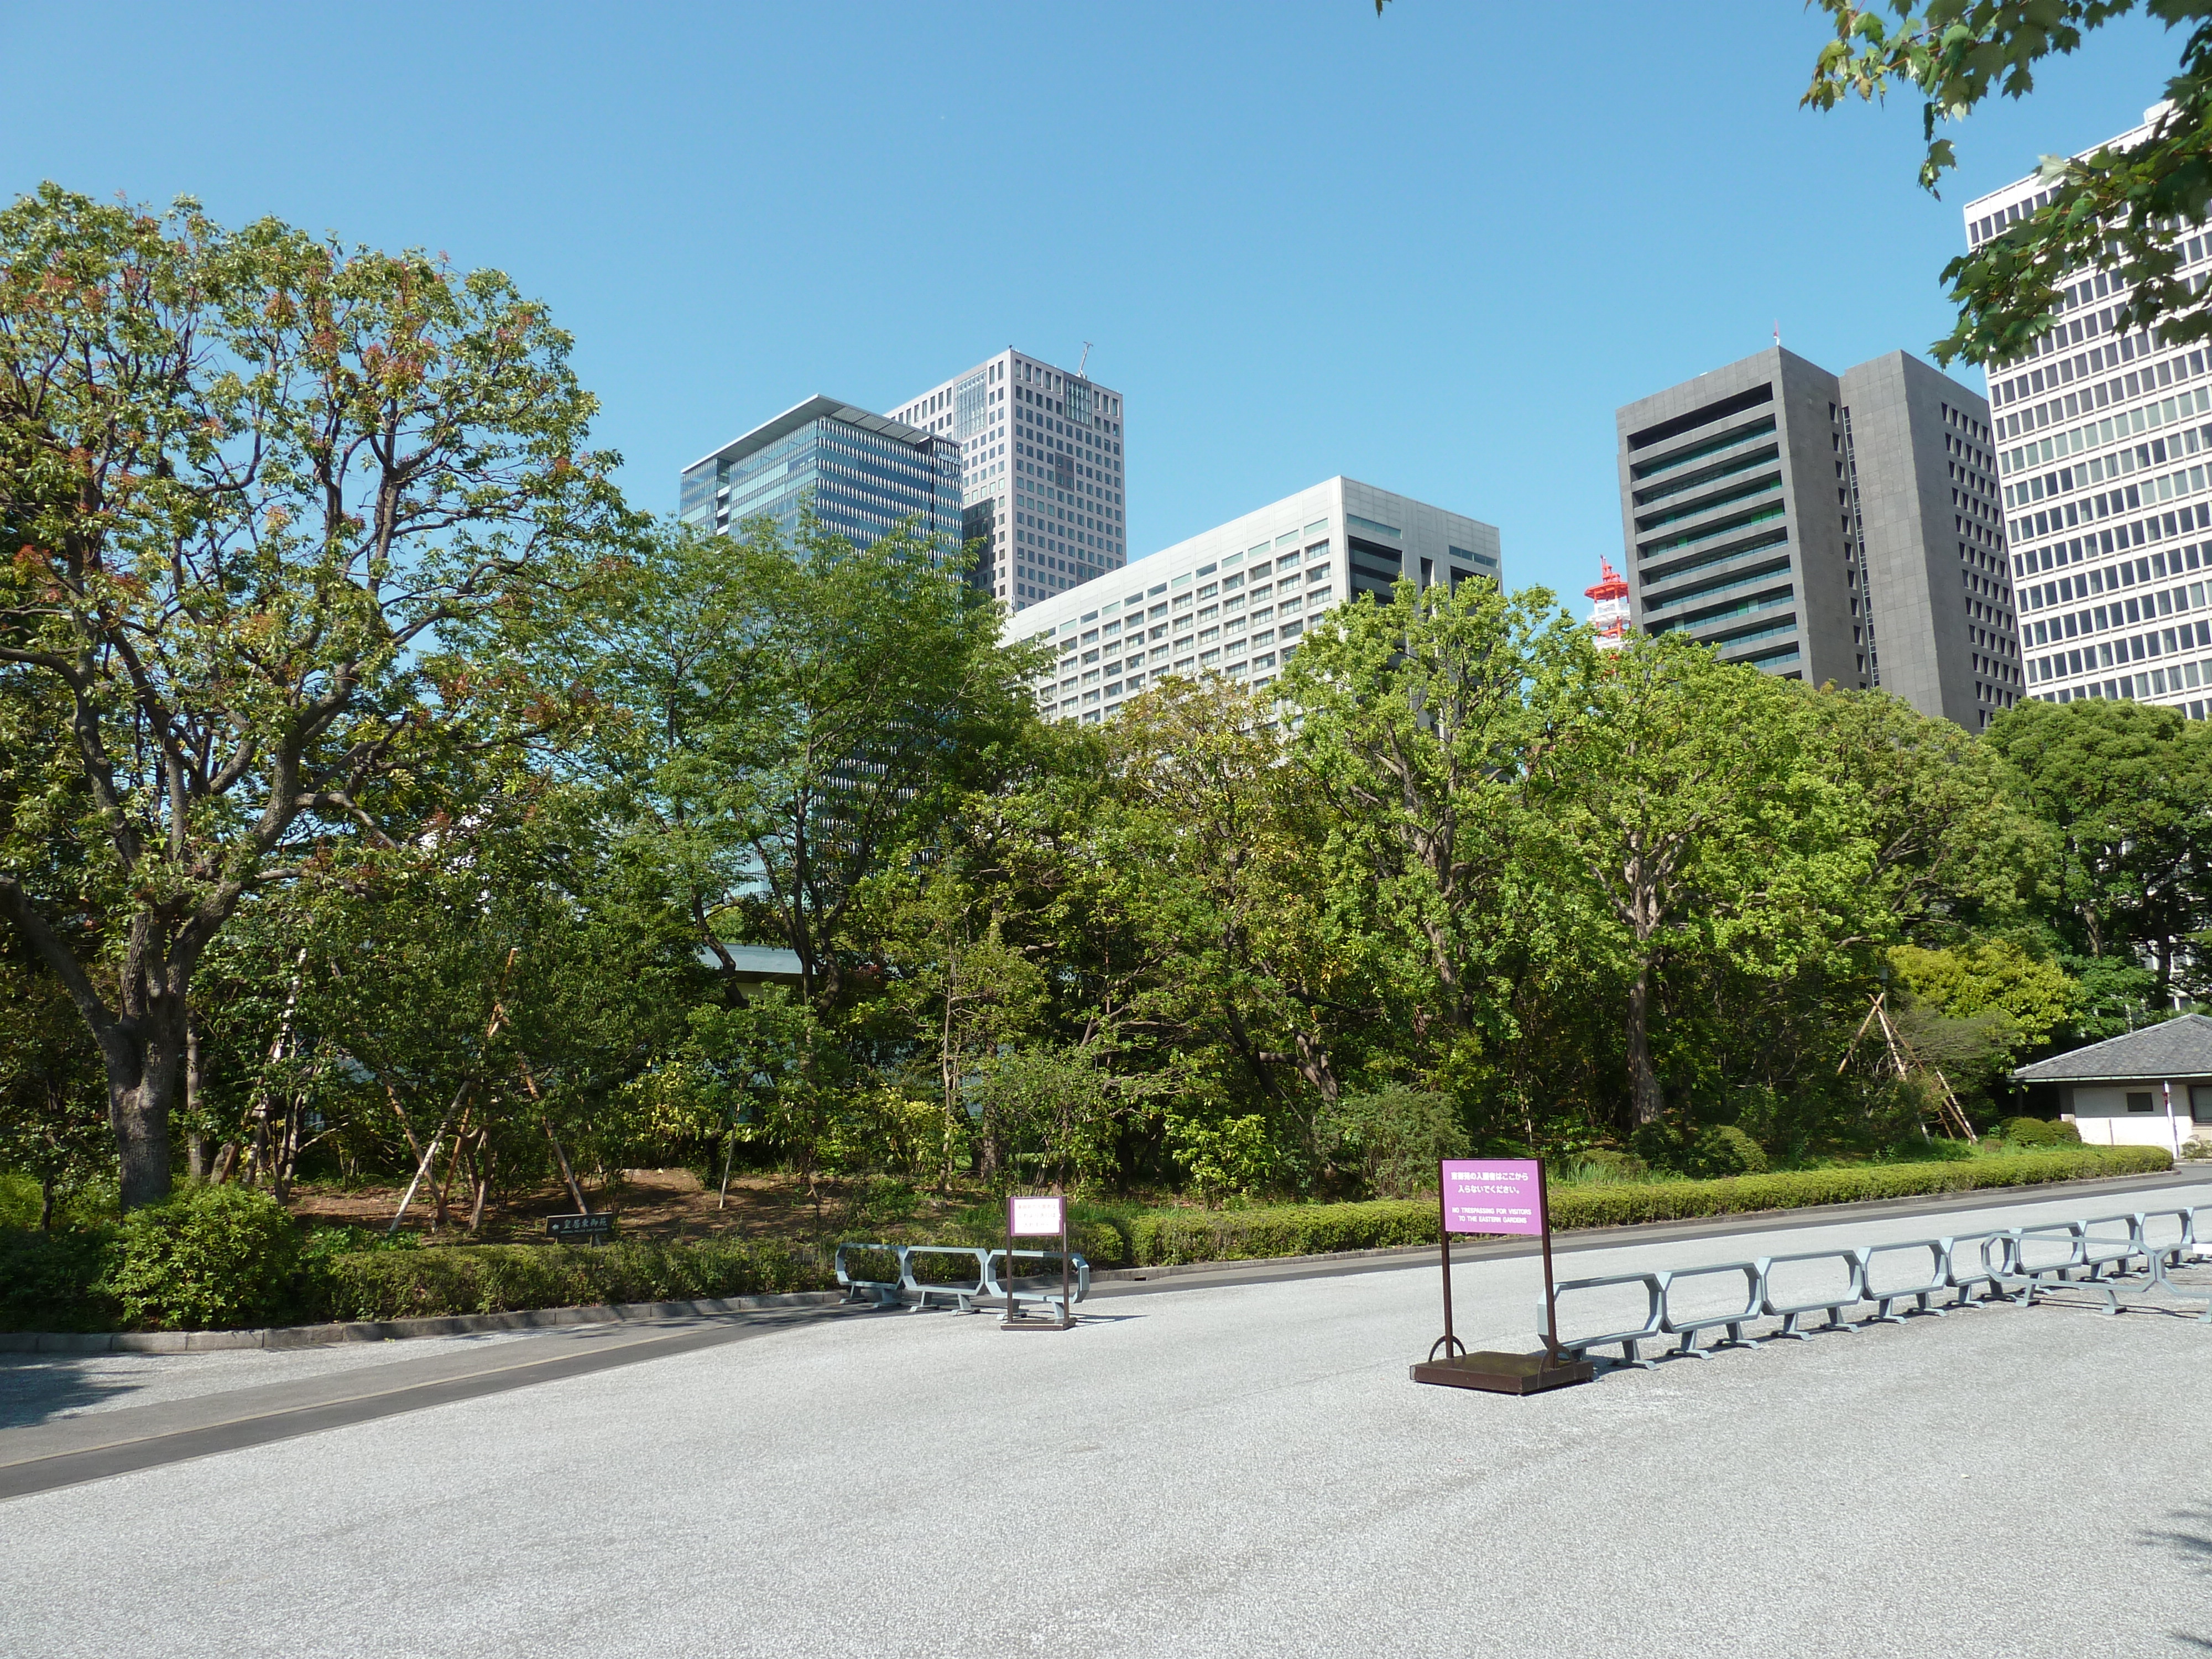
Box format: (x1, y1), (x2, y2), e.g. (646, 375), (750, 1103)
(2011, 1014), (2212, 1150)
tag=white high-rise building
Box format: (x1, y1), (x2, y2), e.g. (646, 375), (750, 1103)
(1970, 105), (2212, 719)
(1001, 477), (1500, 726)
(895, 350), (1128, 611)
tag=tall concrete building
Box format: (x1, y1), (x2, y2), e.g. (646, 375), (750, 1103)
(896, 350), (1127, 612)
(677, 395), (963, 551)
(1003, 477), (1499, 726)
(1615, 346), (2023, 729)
(1969, 106), (2212, 719)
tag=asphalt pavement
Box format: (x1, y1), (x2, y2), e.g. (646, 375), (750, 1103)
(4, 1178), (2210, 1658)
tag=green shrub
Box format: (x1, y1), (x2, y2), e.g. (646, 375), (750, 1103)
(2000, 1117), (2082, 1147)
(0, 1172), (40, 1230)
(1561, 1149), (1650, 1185)
(100, 1185), (303, 1331)
(0, 1226), (118, 1331)
(1131, 1198), (1439, 1266)
(1687, 1125), (1769, 1177)
(1321, 1086), (1470, 1198)
(314, 1236), (832, 1323)
(1123, 1146), (2171, 1265)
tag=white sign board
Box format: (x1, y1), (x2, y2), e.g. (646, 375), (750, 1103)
(1008, 1194), (1065, 1237)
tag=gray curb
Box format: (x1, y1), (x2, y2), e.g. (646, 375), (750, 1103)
(0, 1289), (845, 1355)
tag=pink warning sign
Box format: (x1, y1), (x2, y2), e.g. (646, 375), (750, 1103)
(1440, 1159), (1543, 1236)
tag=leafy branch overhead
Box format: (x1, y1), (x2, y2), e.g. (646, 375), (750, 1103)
(1803, 2), (2212, 364)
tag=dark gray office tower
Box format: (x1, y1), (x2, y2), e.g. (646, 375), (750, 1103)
(1615, 346), (2023, 729)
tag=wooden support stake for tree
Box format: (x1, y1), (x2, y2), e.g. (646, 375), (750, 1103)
(432, 1105), (474, 1229)
(387, 967), (515, 1237)
(468, 1130), (492, 1232)
(518, 1056), (589, 1216)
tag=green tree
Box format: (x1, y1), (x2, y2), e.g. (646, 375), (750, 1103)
(1106, 676), (1366, 1150)
(0, 946), (109, 1227)
(1803, 1), (2212, 364)
(1983, 697), (2212, 995)
(575, 515), (1043, 1015)
(1280, 574), (1586, 1072)
(0, 185), (624, 1208)
(1890, 937), (2078, 1047)
(1540, 638), (1877, 1128)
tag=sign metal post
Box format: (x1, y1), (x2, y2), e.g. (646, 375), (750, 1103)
(1003, 1193), (1074, 1332)
(1410, 1158), (1590, 1396)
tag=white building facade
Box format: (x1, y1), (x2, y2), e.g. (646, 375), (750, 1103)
(1003, 477), (1501, 726)
(895, 350), (1126, 612)
(1969, 107), (2212, 718)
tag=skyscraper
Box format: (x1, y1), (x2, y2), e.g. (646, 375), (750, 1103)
(1969, 106), (2212, 719)
(1001, 476), (1500, 726)
(677, 395), (962, 551)
(1614, 346), (2023, 729)
(896, 350), (1127, 611)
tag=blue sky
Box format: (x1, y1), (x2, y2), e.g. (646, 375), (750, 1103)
(0, 3), (2187, 608)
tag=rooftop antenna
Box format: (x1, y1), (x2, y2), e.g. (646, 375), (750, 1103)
(1078, 341), (1092, 378)
(1773, 319), (1781, 347)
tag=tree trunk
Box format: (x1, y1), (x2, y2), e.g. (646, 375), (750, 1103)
(100, 1000), (186, 1212)
(184, 1011), (207, 1181)
(1627, 965), (1665, 1128)
(38, 1174), (55, 1232)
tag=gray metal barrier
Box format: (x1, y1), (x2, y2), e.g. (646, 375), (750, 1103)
(1659, 1261), (1764, 1357)
(1551, 1206), (2211, 1367)
(833, 1241), (1091, 1318)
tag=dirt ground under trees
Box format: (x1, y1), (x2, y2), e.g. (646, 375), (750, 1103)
(285, 1168), (992, 1247)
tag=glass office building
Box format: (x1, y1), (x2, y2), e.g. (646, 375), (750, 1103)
(679, 395), (963, 551)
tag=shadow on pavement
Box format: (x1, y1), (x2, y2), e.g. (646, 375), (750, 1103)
(0, 1358), (142, 1430)
(2138, 1498), (2212, 1651)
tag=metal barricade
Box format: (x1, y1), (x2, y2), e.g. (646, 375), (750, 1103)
(2006, 1222), (2087, 1303)
(1758, 1248), (1865, 1338)
(1863, 1240), (1949, 1323)
(1658, 1261), (1764, 1357)
(1546, 1200), (2212, 1367)
(1940, 1232), (2015, 1308)
(1550, 1271), (1667, 1369)
(834, 1241), (1091, 1316)
(2078, 1214), (2145, 1282)
(982, 1247), (1091, 1321)
(834, 1242), (910, 1307)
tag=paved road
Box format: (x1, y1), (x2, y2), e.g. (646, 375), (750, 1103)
(4, 1181), (2210, 1658)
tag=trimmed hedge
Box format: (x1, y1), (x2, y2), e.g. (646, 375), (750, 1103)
(315, 1236), (832, 1323)
(1126, 1146), (2175, 1266)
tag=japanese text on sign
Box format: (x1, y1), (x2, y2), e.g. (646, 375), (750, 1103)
(1008, 1194), (1065, 1236)
(1439, 1159), (1542, 1237)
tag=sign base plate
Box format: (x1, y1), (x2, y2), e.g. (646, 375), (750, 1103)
(1409, 1349), (1592, 1395)
(1000, 1314), (1073, 1332)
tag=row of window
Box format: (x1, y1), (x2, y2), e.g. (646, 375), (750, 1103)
(1995, 343), (2205, 453)
(1052, 653), (1292, 723)
(2015, 500), (2212, 581)
(2030, 614), (2211, 683)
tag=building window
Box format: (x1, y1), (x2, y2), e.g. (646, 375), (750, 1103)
(2126, 1091), (2154, 1113)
